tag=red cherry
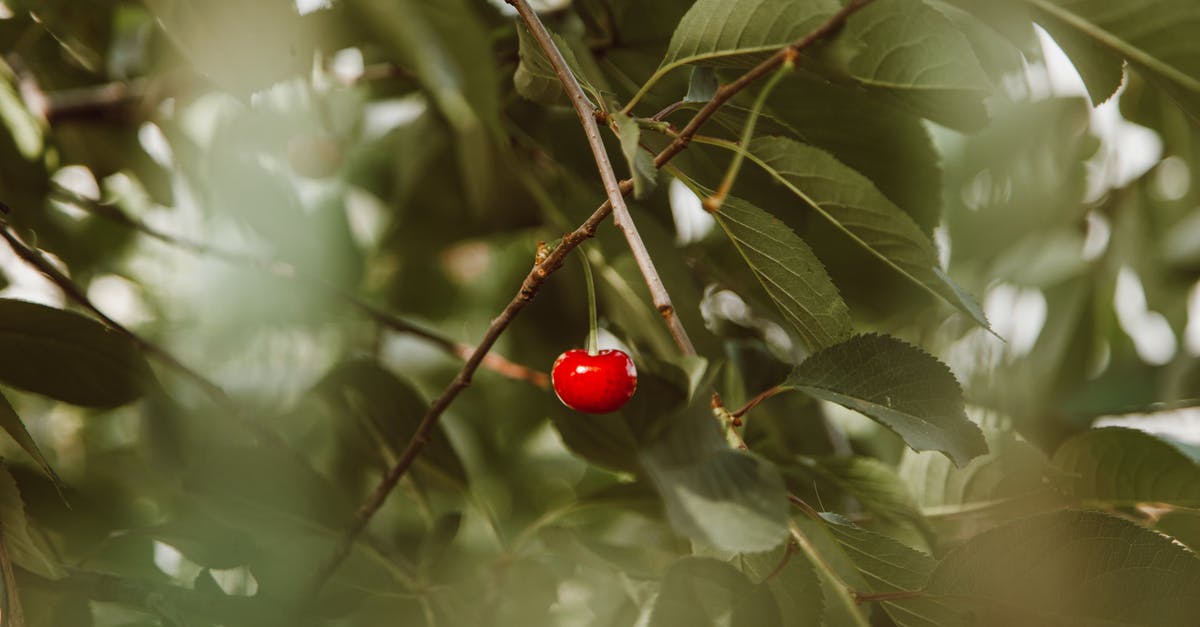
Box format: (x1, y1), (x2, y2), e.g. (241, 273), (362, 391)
(551, 349), (637, 414)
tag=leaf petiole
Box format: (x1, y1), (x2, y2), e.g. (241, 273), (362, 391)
(705, 55), (796, 212)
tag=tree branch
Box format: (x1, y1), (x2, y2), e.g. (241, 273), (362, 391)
(304, 188), (619, 601)
(306, 0), (874, 596)
(651, 0), (873, 168)
(507, 0), (696, 356)
(0, 221), (290, 448)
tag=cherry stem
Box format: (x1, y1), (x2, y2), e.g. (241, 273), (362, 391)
(579, 250), (599, 355)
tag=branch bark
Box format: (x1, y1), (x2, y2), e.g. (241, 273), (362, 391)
(508, 0), (696, 356)
(304, 185), (619, 600)
(653, 0), (872, 168)
(306, 0), (874, 597)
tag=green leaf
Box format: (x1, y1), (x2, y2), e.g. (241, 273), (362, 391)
(1156, 510), (1200, 554)
(346, 0), (499, 211)
(786, 334), (986, 466)
(535, 495), (681, 579)
(594, 251), (681, 358)
(513, 24), (568, 106)
(900, 429), (1054, 510)
(649, 557), (783, 627)
(146, 507), (257, 570)
(417, 512), (462, 574)
(1033, 9), (1125, 106)
(550, 356), (690, 474)
(741, 136), (988, 328)
(0, 298), (154, 408)
(1025, 0), (1200, 115)
(0, 392), (63, 489)
(899, 510), (1200, 626)
(760, 72), (945, 232)
(928, 1), (1033, 84)
(551, 410), (643, 474)
(18, 586), (93, 627)
(788, 456), (928, 533)
(612, 111), (658, 199)
(942, 98), (1095, 267)
(840, 0), (992, 92)
(143, 0), (315, 97)
(822, 513), (933, 588)
(641, 401), (790, 554)
(513, 23), (602, 107)
(789, 516), (874, 626)
(174, 436), (381, 599)
(817, 514), (957, 626)
(684, 67), (719, 103)
(734, 544), (826, 625)
(0, 462), (63, 580)
(940, 0), (1042, 62)
(1052, 427), (1200, 507)
(834, 0), (995, 129)
(653, 0), (993, 128)
(315, 359), (466, 487)
(0, 78), (43, 160)
(714, 196), (852, 352)
(659, 0), (839, 73)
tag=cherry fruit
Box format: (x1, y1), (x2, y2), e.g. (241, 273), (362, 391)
(551, 349), (637, 414)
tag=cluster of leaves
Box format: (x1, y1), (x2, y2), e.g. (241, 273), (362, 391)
(0, 0), (1199, 625)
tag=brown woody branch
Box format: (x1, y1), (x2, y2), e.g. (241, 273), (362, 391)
(306, 0), (874, 597)
(653, 0), (872, 167)
(508, 0), (696, 356)
(304, 186), (622, 600)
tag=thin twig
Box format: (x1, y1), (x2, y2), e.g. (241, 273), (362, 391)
(711, 393), (747, 449)
(651, 0), (873, 169)
(55, 190), (549, 389)
(789, 492), (823, 519)
(763, 539), (799, 583)
(508, 0), (697, 357)
(789, 494), (922, 609)
(303, 191), (621, 600)
(732, 384), (789, 418)
(651, 99), (686, 122)
(0, 222), (288, 447)
(788, 519), (871, 627)
(306, 0), (876, 596)
(705, 52), (796, 212)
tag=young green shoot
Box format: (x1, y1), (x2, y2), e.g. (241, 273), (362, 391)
(704, 53), (796, 213)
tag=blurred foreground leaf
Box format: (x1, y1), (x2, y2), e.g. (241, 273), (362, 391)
(894, 510), (1200, 626)
(0, 299), (153, 408)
